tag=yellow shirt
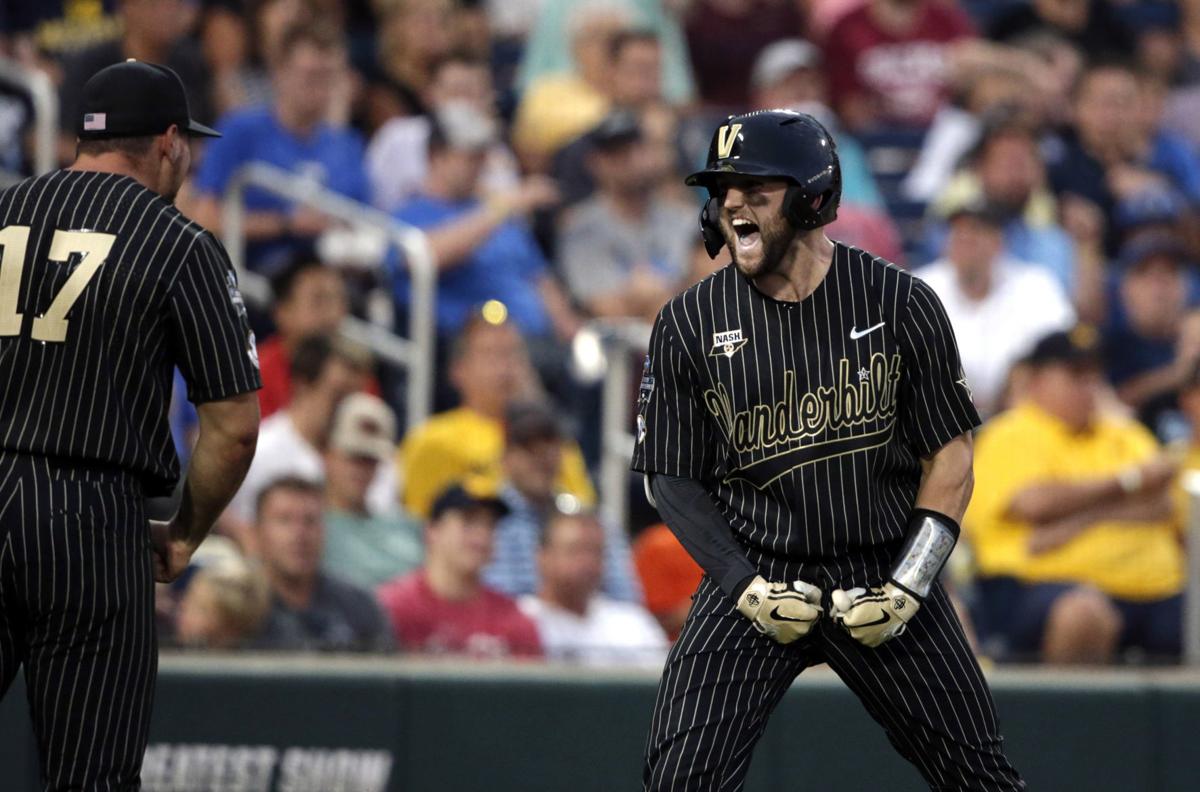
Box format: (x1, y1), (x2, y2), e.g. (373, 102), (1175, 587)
(511, 75), (610, 160)
(966, 402), (1183, 601)
(398, 407), (597, 518)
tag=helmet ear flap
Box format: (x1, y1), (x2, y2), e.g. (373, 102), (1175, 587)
(782, 185), (835, 230)
(700, 196), (724, 259)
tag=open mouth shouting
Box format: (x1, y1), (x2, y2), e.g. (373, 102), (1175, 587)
(731, 217), (761, 254)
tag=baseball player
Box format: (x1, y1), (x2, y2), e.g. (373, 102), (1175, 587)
(0, 61), (261, 790)
(633, 110), (1025, 791)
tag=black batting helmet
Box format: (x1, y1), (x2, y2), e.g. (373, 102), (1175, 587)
(686, 109), (841, 258)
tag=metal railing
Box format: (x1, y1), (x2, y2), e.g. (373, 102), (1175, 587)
(587, 319), (652, 534)
(0, 56), (59, 178)
(221, 162), (436, 430)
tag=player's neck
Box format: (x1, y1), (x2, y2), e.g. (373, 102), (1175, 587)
(750, 232), (835, 303)
(69, 155), (156, 194)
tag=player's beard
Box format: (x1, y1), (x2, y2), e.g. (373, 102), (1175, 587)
(726, 212), (798, 280)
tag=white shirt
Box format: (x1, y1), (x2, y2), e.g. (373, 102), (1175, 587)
(918, 257), (1075, 415)
(518, 595), (668, 669)
(228, 412), (397, 522)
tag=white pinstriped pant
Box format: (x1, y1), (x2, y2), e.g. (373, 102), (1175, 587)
(644, 576), (1025, 791)
(0, 454), (156, 791)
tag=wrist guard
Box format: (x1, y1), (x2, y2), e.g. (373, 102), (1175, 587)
(889, 509), (959, 600)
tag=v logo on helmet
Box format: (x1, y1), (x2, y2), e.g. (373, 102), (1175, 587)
(717, 123), (743, 159)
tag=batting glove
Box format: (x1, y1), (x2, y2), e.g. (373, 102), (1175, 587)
(736, 575), (823, 645)
(830, 582), (918, 648)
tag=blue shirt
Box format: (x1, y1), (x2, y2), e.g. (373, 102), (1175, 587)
(391, 195), (552, 336)
(481, 486), (643, 604)
(194, 105), (369, 273)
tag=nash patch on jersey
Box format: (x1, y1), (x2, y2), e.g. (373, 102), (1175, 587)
(709, 328), (749, 358)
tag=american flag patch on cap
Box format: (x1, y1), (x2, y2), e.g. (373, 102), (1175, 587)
(83, 113), (106, 131)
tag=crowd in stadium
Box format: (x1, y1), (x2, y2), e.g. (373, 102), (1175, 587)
(2, 0), (1200, 667)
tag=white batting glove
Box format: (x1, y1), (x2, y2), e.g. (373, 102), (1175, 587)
(830, 582), (919, 648)
(736, 575), (823, 645)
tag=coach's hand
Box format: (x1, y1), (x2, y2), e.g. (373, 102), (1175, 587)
(830, 582), (918, 648)
(150, 520), (197, 583)
(736, 575), (823, 644)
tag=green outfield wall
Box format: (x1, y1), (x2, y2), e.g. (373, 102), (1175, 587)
(2, 655), (1199, 791)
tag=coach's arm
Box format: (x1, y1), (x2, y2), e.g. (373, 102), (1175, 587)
(151, 391), (260, 582)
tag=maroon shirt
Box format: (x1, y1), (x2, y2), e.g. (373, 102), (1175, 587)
(821, 1), (974, 128)
(377, 571), (543, 658)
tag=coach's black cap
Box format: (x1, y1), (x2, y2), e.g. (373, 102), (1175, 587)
(77, 59), (220, 141)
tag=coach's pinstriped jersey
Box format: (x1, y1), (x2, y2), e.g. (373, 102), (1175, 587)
(0, 170), (261, 495)
(632, 242), (979, 573)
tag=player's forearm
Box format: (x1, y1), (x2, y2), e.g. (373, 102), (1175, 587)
(915, 432), (974, 523)
(174, 392), (260, 548)
(649, 474), (758, 600)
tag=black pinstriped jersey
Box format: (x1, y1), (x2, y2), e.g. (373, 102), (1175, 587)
(0, 170), (261, 495)
(633, 242), (979, 572)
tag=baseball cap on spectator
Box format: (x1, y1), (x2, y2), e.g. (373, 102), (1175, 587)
(587, 110), (642, 152)
(1113, 187), (1187, 235)
(945, 196), (1009, 228)
(77, 59), (220, 140)
(329, 393), (396, 462)
(505, 402), (564, 448)
(1025, 326), (1103, 369)
(430, 101), (496, 152)
(430, 480), (510, 522)
(750, 39), (820, 91)
(1116, 232), (1188, 272)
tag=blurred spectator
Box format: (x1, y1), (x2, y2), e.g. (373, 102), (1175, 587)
(919, 201), (1074, 416)
(632, 523), (703, 641)
(228, 334), (393, 530)
(557, 112), (693, 322)
(257, 252), (349, 418)
(1046, 59), (1200, 257)
(3, 0), (121, 65)
(820, 0), (976, 132)
(519, 510), (667, 667)
(366, 51), (519, 211)
(366, 0), (457, 130)
(518, 0), (694, 107)
(322, 393), (423, 589)
(1102, 234), (1200, 438)
(683, 0), (803, 110)
(377, 482), (542, 658)
(967, 329), (1184, 664)
(251, 476), (395, 652)
(390, 105), (577, 341)
(399, 315), (595, 518)
(174, 554), (272, 650)
(923, 116), (1079, 293)
(511, 1), (630, 170)
(186, 23), (368, 276)
(199, 0), (326, 116)
(58, 0), (210, 164)
(483, 403), (640, 602)
(987, 0), (1133, 55)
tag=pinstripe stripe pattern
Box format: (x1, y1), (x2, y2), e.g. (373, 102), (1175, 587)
(0, 171), (261, 497)
(0, 455), (155, 791)
(0, 170), (261, 790)
(634, 244), (1023, 790)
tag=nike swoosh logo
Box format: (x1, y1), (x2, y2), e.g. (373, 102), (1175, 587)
(858, 610), (891, 627)
(849, 321), (886, 340)
(769, 606), (812, 623)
